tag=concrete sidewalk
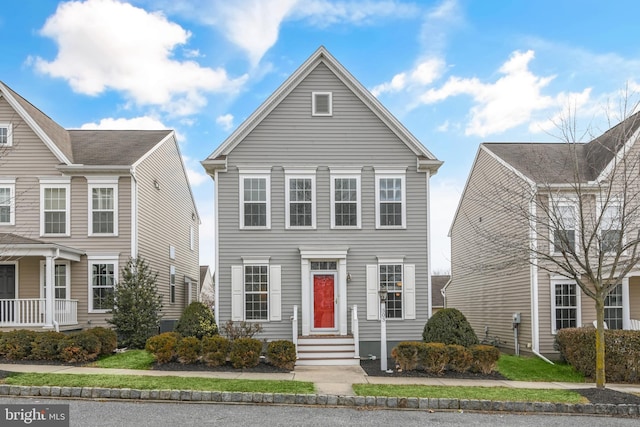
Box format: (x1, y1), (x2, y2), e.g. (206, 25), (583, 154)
(2, 363), (640, 397)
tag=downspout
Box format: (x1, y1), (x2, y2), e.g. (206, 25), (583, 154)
(213, 170), (220, 326)
(131, 169), (139, 259)
(425, 169), (433, 319)
(529, 192), (540, 356)
(45, 248), (60, 332)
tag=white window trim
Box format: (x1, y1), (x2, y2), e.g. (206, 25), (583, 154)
(40, 177), (71, 237)
(597, 199), (624, 254)
(88, 256), (118, 313)
(285, 170), (316, 229)
(39, 260), (71, 300)
(312, 91), (332, 116)
(549, 198), (578, 255)
(550, 278), (581, 334)
(242, 260), (270, 322)
(375, 171), (406, 229)
(190, 226), (195, 251)
(0, 178), (16, 226)
(330, 171), (361, 229)
(378, 261), (404, 320)
(0, 123), (12, 146)
(239, 171), (271, 230)
(87, 177), (118, 236)
(170, 265), (176, 304)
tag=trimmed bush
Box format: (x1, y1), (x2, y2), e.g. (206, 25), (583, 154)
(201, 336), (231, 367)
(0, 330), (38, 360)
(229, 337), (262, 369)
(221, 320), (263, 340)
(470, 344), (501, 374)
(59, 331), (101, 363)
(175, 302), (218, 339)
(391, 342), (419, 371)
(418, 342), (448, 375)
(177, 336), (201, 364)
(30, 331), (66, 361)
(267, 340), (296, 370)
(422, 308), (479, 347)
(446, 344), (473, 373)
(86, 327), (118, 356)
(145, 332), (180, 364)
(556, 328), (640, 382)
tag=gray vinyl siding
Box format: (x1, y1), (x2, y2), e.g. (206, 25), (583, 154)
(216, 62), (431, 341)
(136, 137), (200, 322)
(448, 149), (533, 354)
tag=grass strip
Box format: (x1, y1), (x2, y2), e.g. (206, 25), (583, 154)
(2, 373), (314, 394)
(497, 354), (584, 382)
(90, 350), (155, 370)
(353, 384), (587, 404)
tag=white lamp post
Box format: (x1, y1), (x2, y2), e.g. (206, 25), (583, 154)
(379, 288), (388, 371)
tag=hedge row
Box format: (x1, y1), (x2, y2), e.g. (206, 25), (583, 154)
(391, 341), (500, 375)
(556, 328), (640, 383)
(0, 328), (117, 363)
(145, 333), (296, 370)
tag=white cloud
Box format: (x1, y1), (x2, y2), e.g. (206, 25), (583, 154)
(34, 0), (247, 116)
(216, 114), (235, 131)
(183, 155), (209, 187)
(80, 116), (168, 130)
(292, 0), (418, 27)
(372, 57), (445, 96)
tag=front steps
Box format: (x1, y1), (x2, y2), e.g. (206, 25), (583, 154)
(295, 335), (360, 366)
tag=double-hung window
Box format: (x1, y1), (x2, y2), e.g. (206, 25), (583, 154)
(0, 178), (15, 225)
(88, 177), (118, 236)
(285, 169), (316, 229)
(552, 279), (579, 333)
(375, 171), (406, 228)
(239, 171), (270, 229)
(330, 170), (361, 228)
(604, 284), (623, 330)
(0, 123), (12, 146)
(552, 202), (576, 253)
(40, 261), (70, 300)
(40, 177), (70, 236)
(244, 264), (269, 320)
(380, 264), (403, 319)
(601, 203), (622, 253)
(88, 257), (117, 313)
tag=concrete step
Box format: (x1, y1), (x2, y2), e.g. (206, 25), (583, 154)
(295, 357), (360, 366)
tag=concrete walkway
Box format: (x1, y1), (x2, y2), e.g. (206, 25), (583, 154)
(2, 363), (640, 397)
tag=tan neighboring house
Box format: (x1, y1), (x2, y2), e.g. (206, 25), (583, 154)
(430, 275), (449, 314)
(199, 265), (214, 308)
(447, 112), (640, 357)
(0, 81), (200, 331)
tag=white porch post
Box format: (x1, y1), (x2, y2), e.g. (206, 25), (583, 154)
(622, 277), (630, 330)
(44, 255), (55, 329)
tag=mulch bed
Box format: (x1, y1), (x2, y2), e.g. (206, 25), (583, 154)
(360, 358), (640, 405)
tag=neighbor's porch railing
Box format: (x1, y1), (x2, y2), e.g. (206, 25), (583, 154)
(291, 305), (299, 358)
(0, 299), (78, 327)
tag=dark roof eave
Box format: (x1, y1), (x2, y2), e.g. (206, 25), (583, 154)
(56, 165), (133, 175)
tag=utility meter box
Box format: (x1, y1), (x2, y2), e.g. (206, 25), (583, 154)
(512, 312), (521, 324)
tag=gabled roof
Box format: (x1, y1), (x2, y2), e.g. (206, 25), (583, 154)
(482, 110), (640, 184)
(203, 46), (441, 171)
(431, 275), (450, 307)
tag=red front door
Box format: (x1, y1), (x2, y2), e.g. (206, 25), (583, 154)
(313, 274), (335, 329)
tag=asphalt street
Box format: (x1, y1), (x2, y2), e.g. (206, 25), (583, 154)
(1, 397), (638, 427)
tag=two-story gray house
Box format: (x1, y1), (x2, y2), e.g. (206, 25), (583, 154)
(202, 47), (442, 365)
(0, 81), (200, 331)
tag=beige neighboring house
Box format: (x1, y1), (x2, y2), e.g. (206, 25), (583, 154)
(199, 265), (214, 308)
(446, 112), (640, 357)
(430, 275), (449, 314)
(0, 81), (200, 331)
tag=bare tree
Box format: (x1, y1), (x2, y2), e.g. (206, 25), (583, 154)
(456, 94), (640, 389)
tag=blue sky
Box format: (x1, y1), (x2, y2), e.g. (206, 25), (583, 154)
(2, 0), (640, 273)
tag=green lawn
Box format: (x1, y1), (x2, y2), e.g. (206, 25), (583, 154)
(91, 350), (155, 370)
(353, 384), (586, 404)
(497, 354), (584, 382)
(2, 373), (314, 394)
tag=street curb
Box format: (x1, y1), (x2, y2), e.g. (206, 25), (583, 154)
(1, 385), (639, 417)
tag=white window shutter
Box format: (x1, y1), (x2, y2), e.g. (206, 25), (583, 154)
(404, 264), (416, 320)
(366, 264), (379, 320)
(231, 265), (243, 321)
(270, 265), (282, 321)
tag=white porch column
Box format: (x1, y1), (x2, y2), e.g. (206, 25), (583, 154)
(44, 255), (55, 329)
(622, 277), (630, 330)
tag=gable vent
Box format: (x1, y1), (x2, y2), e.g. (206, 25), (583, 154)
(312, 92), (332, 116)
